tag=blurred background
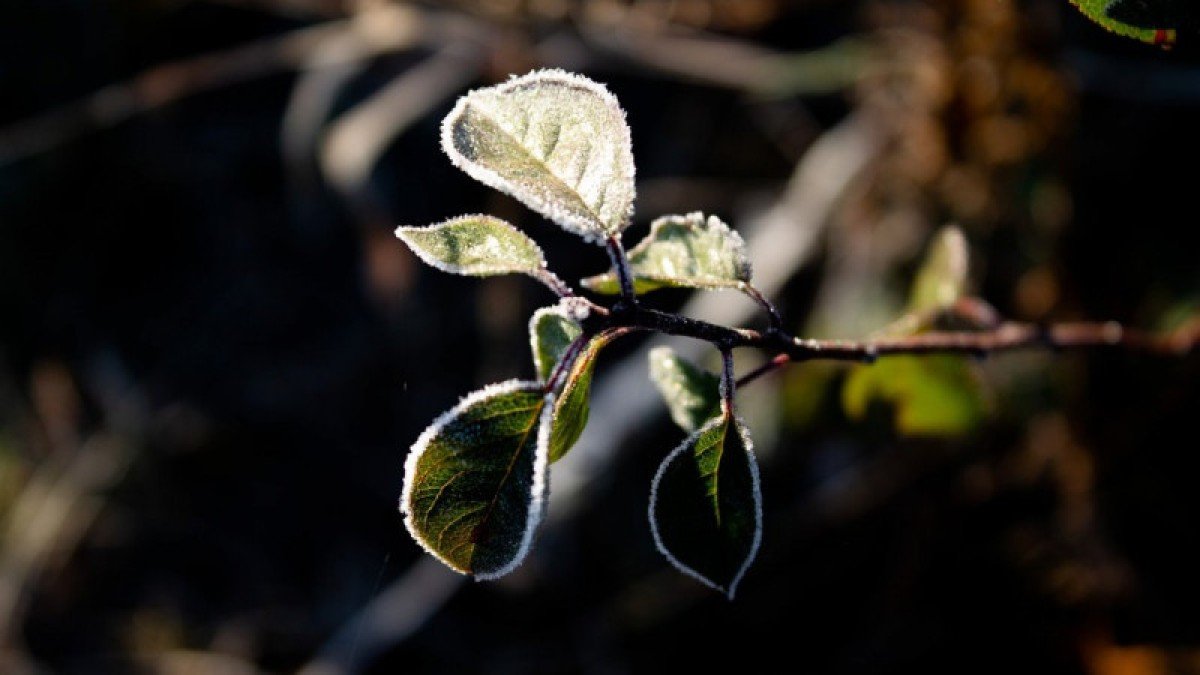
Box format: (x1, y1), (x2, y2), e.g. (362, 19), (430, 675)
(2, 0), (1199, 672)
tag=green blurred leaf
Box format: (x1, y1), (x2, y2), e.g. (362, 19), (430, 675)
(529, 305), (583, 382)
(649, 411), (762, 600)
(1069, 0), (1179, 45)
(582, 212), (752, 294)
(779, 361), (841, 432)
(396, 215), (546, 277)
(648, 346), (722, 433)
(441, 69), (636, 243)
(909, 225), (968, 314)
(842, 356), (990, 436)
(548, 330), (620, 463)
(401, 380), (552, 579)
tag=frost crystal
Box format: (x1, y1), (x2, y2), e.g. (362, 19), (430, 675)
(441, 69), (636, 244)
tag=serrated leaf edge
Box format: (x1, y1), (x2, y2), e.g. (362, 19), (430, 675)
(394, 214), (546, 277)
(647, 413), (763, 600)
(440, 69), (635, 244)
(399, 379), (555, 580)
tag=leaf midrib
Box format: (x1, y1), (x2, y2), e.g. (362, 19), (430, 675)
(462, 103), (613, 234)
(466, 397), (546, 566)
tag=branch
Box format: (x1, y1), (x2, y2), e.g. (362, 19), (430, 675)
(596, 305), (1196, 365)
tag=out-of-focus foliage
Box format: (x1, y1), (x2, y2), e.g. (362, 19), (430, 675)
(842, 354), (990, 435)
(1068, 0), (1192, 45)
(840, 226), (990, 436)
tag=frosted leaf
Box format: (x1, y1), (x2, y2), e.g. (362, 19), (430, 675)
(582, 212), (751, 294)
(529, 304), (583, 382)
(649, 411), (762, 600)
(647, 346), (721, 433)
(396, 215), (547, 278)
(400, 380), (553, 579)
(441, 69), (636, 243)
(909, 225), (968, 314)
(547, 329), (621, 463)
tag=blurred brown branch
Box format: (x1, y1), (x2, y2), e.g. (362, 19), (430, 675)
(0, 4), (478, 167)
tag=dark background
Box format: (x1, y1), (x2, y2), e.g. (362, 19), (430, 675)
(1, 0), (1198, 673)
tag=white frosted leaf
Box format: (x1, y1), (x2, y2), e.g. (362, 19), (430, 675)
(582, 212), (751, 293)
(396, 215), (547, 277)
(441, 69), (636, 243)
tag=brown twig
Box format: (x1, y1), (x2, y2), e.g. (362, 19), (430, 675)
(593, 305), (1195, 368)
(735, 353), (792, 388)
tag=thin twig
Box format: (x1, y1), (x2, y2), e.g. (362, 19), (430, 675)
(605, 236), (638, 305)
(597, 305), (1196, 365)
(719, 350), (736, 416)
(739, 283), (783, 330)
(543, 334), (590, 394)
(533, 269), (575, 299)
(735, 354), (791, 388)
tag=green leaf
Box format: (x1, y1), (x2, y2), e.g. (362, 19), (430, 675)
(547, 329), (623, 463)
(1068, 0), (1178, 45)
(647, 346), (722, 433)
(441, 69), (636, 243)
(909, 225), (968, 314)
(396, 215), (547, 278)
(582, 212), (752, 294)
(401, 380), (553, 579)
(529, 304), (584, 382)
(842, 355), (989, 436)
(649, 411), (762, 600)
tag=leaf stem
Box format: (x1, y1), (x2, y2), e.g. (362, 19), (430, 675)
(534, 269), (575, 298)
(740, 283), (783, 331)
(544, 334), (590, 394)
(605, 235), (637, 305)
(719, 349), (736, 415)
